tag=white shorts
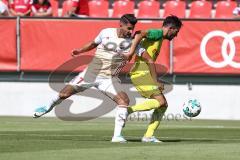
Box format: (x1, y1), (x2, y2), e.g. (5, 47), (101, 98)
(68, 71), (124, 99)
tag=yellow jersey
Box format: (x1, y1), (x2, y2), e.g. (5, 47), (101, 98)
(130, 29), (164, 98)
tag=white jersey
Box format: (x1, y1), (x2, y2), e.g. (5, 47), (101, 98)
(84, 28), (132, 78)
(233, 7), (240, 16)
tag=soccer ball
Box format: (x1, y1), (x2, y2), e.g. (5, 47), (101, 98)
(183, 99), (201, 117)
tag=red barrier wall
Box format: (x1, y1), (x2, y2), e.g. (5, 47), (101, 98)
(174, 21), (240, 74)
(1, 18), (239, 74)
(20, 19), (169, 72)
(20, 19), (116, 72)
(0, 19), (17, 71)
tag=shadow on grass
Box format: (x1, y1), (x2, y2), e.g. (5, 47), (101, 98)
(126, 138), (218, 143)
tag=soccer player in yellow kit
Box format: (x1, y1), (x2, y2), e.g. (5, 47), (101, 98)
(113, 15), (182, 143)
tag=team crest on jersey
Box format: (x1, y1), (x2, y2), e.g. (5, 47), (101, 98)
(103, 39), (131, 53)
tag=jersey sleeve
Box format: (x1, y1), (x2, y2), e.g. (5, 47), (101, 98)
(146, 29), (163, 41)
(94, 29), (105, 44)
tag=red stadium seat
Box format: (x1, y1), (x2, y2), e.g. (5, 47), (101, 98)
(189, 0), (212, 18)
(112, 0), (135, 18)
(50, 0), (59, 17)
(61, 0), (73, 17)
(88, 0), (109, 17)
(163, 0), (186, 18)
(137, 0), (160, 18)
(215, 1), (237, 18)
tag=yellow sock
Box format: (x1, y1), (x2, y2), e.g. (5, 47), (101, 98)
(127, 99), (160, 114)
(144, 107), (167, 137)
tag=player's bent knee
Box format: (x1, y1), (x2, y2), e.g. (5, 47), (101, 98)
(161, 103), (168, 109)
(159, 100), (168, 108)
(114, 92), (130, 106)
(59, 92), (72, 99)
(58, 85), (76, 99)
(116, 98), (129, 106)
(151, 94), (168, 108)
(155, 98), (168, 108)
(118, 99), (129, 106)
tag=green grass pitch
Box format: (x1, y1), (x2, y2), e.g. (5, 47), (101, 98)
(0, 117), (240, 160)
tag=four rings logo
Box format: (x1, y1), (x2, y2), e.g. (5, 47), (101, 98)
(200, 31), (240, 68)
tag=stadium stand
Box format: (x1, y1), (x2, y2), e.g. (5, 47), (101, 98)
(111, 0), (134, 17)
(137, 0), (160, 18)
(189, 0), (212, 18)
(163, 0), (186, 18)
(215, 0), (237, 18)
(88, 0), (109, 17)
(45, 0), (240, 19)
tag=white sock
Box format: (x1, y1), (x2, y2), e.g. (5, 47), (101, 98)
(45, 94), (63, 111)
(113, 105), (128, 137)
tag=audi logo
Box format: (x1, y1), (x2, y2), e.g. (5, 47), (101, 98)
(200, 31), (240, 68)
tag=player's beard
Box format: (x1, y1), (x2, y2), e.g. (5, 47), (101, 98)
(166, 34), (175, 41)
(119, 29), (131, 38)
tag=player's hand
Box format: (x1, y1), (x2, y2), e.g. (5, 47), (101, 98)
(124, 52), (134, 61)
(71, 49), (81, 57)
(123, 54), (130, 61)
(157, 82), (164, 91)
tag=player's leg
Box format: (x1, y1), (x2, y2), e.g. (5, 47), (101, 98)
(142, 94), (168, 142)
(33, 85), (77, 118)
(142, 93), (168, 143)
(112, 91), (130, 142)
(125, 71), (167, 142)
(33, 72), (91, 118)
(127, 98), (161, 113)
(97, 77), (129, 142)
(112, 73), (163, 142)
(141, 108), (166, 143)
(112, 91), (165, 143)
(127, 72), (162, 114)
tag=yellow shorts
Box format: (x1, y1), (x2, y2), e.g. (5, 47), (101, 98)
(130, 71), (162, 98)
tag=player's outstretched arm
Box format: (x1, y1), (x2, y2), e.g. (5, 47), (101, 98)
(126, 30), (148, 60)
(71, 41), (98, 57)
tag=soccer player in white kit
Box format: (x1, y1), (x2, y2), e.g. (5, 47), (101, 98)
(33, 14), (137, 142)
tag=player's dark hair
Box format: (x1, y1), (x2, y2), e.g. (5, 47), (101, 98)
(163, 15), (182, 29)
(120, 14), (138, 26)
